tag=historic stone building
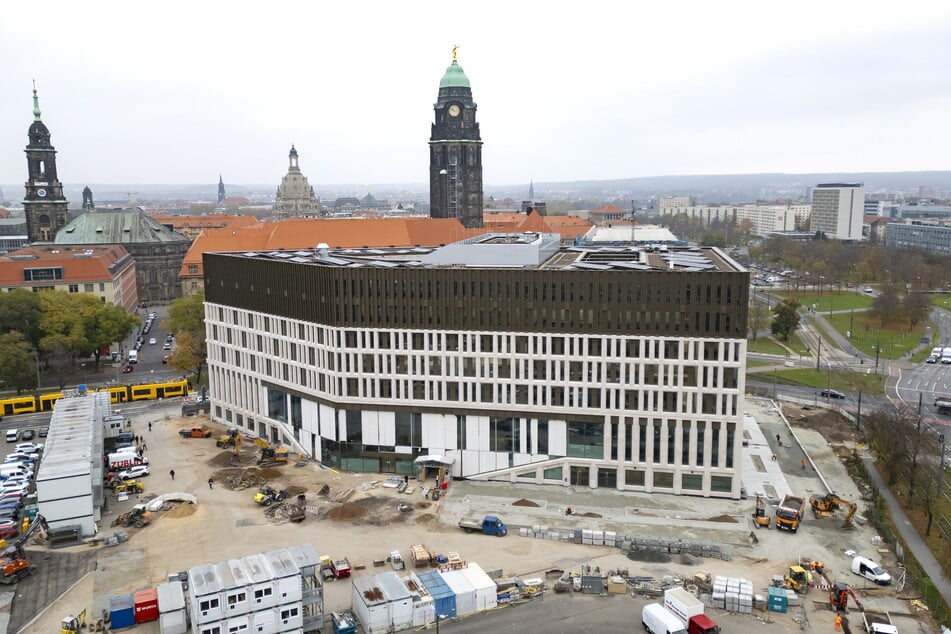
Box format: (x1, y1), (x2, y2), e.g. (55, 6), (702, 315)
(54, 206), (190, 303)
(23, 87), (69, 243)
(429, 49), (484, 229)
(275, 146), (321, 217)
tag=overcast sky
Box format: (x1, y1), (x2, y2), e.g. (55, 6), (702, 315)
(2, 1), (950, 188)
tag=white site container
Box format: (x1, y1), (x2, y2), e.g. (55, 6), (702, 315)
(262, 548), (300, 580)
(411, 593), (434, 627)
(276, 574), (302, 603)
(197, 620), (225, 634)
(277, 603), (303, 630)
(222, 559), (252, 617)
(158, 609), (187, 634)
(459, 563), (498, 612)
(245, 554), (279, 610)
(157, 581), (186, 613)
(188, 564), (225, 624)
(377, 571), (413, 631)
(440, 569), (477, 617)
(352, 575), (392, 634)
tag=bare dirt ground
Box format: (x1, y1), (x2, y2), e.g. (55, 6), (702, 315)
(16, 401), (943, 633)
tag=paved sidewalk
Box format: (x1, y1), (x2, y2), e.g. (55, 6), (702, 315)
(863, 456), (951, 608)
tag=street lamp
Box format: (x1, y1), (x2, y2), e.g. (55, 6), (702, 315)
(435, 613), (448, 633)
(80, 363), (87, 386)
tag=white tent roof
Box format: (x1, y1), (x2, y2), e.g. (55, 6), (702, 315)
(414, 454), (454, 466)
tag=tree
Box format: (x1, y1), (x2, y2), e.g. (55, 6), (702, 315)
(748, 299), (770, 342)
(871, 285), (901, 328)
(0, 289), (42, 347)
(770, 299), (800, 341)
(166, 293), (207, 382)
(74, 296), (139, 368)
(902, 291), (932, 329)
(0, 332), (37, 394)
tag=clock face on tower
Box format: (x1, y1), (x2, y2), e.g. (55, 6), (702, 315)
(36, 188), (47, 198)
(448, 104), (460, 117)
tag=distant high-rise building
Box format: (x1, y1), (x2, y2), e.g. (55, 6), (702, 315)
(23, 86), (69, 243)
(429, 48), (484, 229)
(218, 175), (226, 204)
(809, 183), (865, 240)
(274, 146), (321, 217)
(659, 195), (695, 208)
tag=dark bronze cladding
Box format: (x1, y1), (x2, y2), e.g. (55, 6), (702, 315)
(204, 253), (748, 339)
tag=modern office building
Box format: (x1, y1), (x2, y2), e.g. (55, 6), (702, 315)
(809, 183), (865, 240)
(885, 220), (951, 256)
(203, 233), (749, 498)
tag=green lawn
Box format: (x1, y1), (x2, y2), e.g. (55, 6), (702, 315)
(747, 337), (789, 356)
(785, 331), (812, 356)
(746, 360), (773, 368)
(826, 312), (928, 360)
(776, 291), (874, 313)
(755, 368), (887, 394)
(930, 294), (951, 311)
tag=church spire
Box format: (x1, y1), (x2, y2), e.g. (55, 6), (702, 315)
(32, 81), (42, 121)
(218, 174), (226, 204)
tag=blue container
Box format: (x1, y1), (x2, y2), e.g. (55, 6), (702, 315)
(418, 571), (456, 619)
(109, 594), (135, 629)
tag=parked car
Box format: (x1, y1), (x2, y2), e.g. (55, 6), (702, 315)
(122, 365), (135, 374)
(14, 443), (42, 453)
(118, 465), (150, 480)
(162, 355), (169, 364)
(819, 389), (846, 399)
(20, 429), (34, 441)
(0, 520), (18, 539)
(148, 337), (157, 345)
(163, 342), (172, 350)
(38, 427), (49, 438)
(852, 556), (892, 585)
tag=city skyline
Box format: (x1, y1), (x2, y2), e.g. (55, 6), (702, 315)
(1, 2), (950, 186)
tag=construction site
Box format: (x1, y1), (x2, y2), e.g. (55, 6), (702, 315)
(5, 395), (945, 633)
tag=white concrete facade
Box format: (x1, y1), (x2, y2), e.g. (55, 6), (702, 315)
(206, 310), (746, 498)
(810, 183), (865, 240)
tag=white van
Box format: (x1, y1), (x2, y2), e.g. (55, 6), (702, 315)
(852, 556), (892, 585)
(5, 429), (18, 443)
(128, 350), (138, 364)
(642, 603), (688, 634)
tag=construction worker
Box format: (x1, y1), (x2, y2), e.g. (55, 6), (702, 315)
(834, 613), (842, 630)
(802, 458), (807, 470)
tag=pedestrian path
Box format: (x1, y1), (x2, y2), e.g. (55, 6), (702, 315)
(862, 456), (951, 608)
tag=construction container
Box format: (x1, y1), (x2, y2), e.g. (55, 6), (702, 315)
(459, 563), (497, 612)
(352, 575), (391, 633)
(109, 594), (135, 630)
(158, 608), (187, 634)
(157, 580), (186, 613)
(188, 564), (225, 624)
(286, 543), (320, 578)
(277, 604), (303, 630)
(196, 621), (225, 634)
(250, 608), (278, 634)
(440, 569), (476, 617)
(244, 554), (278, 610)
(222, 559), (252, 617)
(376, 571), (413, 631)
(767, 586), (788, 613)
(133, 587), (159, 623)
(417, 571), (456, 619)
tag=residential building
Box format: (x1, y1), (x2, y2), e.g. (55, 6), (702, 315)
(203, 236), (748, 498)
(0, 244), (137, 310)
(429, 49), (484, 229)
(659, 196), (695, 208)
(151, 214), (260, 241)
(659, 204), (810, 237)
(809, 183), (864, 240)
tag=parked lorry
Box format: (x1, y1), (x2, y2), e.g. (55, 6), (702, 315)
(458, 515), (508, 536)
(179, 425), (212, 438)
(107, 450), (148, 470)
(862, 608), (898, 634)
(775, 494), (806, 532)
(664, 588), (720, 634)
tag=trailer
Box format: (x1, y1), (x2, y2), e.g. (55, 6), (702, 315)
(863, 608), (898, 634)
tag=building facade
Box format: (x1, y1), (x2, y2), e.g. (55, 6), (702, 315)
(0, 244), (138, 310)
(429, 50), (484, 229)
(274, 146), (321, 217)
(203, 236), (748, 498)
(23, 88), (69, 244)
(885, 220), (951, 256)
(659, 204), (811, 237)
(809, 183), (864, 240)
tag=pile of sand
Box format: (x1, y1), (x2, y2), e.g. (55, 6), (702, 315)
(165, 504), (197, 519)
(327, 502), (367, 521)
(512, 498), (540, 507)
(705, 514), (738, 523)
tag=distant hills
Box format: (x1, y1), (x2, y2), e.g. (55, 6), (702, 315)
(2, 171), (949, 205)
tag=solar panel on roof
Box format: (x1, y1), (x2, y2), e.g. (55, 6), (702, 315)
(572, 262), (612, 270)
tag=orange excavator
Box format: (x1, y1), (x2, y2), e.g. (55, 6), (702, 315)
(830, 582), (864, 612)
(0, 514), (49, 584)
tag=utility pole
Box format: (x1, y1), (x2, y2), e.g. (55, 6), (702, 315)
(816, 336), (822, 371)
(937, 434), (946, 503)
(919, 392), (924, 415)
(874, 340), (881, 374)
(856, 391), (862, 432)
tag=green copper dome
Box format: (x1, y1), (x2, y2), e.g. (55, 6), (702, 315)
(439, 61), (471, 89)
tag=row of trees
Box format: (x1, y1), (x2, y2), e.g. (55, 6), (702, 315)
(163, 293), (208, 384)
(0, 290), (139, 392)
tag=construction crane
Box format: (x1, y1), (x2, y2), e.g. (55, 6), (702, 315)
(0, 514), (50, 584)
(809, 493), (858, 528)
(830, 582), (864, 612)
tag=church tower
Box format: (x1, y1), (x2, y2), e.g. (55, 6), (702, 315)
(429, 48), (484, 228)
(218, 175), (226, 204)
(23, 85), (69, 243)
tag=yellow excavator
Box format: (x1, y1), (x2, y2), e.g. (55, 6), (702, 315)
(62, 609), (87, 634)
(809, 493), (858, 529)
(752, 495), (771, 529)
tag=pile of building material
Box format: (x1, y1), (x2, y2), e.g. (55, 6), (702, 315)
(513, 526), (732, 561)
(710, 575), (754, 613)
